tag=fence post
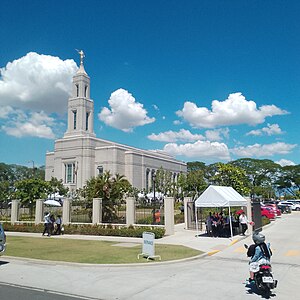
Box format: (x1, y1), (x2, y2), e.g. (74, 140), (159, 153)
(62, 198), (71, 225)
(93, 198), (102, 224)
(126, 196), (135, 226)
(35, 199), (44, 225)
(164, 197), (174, 235)
(183, 197), (190, 229)
(246, 196), (253, 235)
(11, 199), (20, 224)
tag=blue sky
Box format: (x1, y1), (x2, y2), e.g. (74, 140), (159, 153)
(0, 0), (299, 167)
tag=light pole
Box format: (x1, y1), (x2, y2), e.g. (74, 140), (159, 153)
(28, 160), (35, 177)
(152, 173), (156, 224)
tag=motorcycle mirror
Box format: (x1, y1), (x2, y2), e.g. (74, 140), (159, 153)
(244, 244), (248, 249)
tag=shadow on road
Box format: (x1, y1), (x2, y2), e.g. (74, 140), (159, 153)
(245, 282), (277, 299)
(0, 261), (9, 266)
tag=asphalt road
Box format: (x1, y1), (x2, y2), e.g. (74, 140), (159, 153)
(0, 213), (299, 300)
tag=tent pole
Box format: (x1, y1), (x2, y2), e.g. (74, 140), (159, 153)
(228, 205), (233, 240)
(195, 203), (199, 237)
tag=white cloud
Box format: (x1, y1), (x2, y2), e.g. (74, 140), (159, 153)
(275, 159), (296, 167)
(173, 120), (182, 125)
(98, 88), (155, 132)
(0, 106), (14, 118)
(153, 104), (159, 111)
(163, 140), (231, 160)
(148, 129), (205, 142)
(0, 52), (77, 113)
(205, 128), (230, 141)
(1, 109), (56, 139)
(176, 92), (288, 128)
(231, 142), (297, 157)
(246, 123), (283, 136)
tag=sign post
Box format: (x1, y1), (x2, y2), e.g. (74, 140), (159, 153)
(138, 232), (161, 261)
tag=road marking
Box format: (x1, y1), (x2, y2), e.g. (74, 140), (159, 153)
(285, 250), (300, 256)
(229, 239), (239, 246)
(234, 246), (247, 253)
(207, 250), (220, 256)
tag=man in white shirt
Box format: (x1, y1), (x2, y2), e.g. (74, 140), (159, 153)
(239, 211), (248, 236)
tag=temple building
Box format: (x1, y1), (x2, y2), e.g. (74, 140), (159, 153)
(45, 52), (186, 193)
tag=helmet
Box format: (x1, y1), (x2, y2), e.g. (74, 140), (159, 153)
(252, 233), (265, 244)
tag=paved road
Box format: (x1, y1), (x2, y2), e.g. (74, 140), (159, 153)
(0, 213), (299, 300)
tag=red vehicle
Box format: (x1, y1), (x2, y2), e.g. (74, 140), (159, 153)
(264, 204), (281, 217)
(261, 206), (276, 219)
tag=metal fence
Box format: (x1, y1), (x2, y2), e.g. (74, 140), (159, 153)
(135, 199), (165, 225)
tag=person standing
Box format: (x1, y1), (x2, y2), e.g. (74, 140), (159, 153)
(54, 215), (62, 235)
(154, 209), (161, 224)
(42, 212), (51, 237)
(239, 211), (249, 236)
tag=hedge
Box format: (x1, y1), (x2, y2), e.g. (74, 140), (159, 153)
(2, 223), (165, 239)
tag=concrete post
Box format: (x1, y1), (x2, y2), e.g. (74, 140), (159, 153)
(62, 198), (72, 225)
(92, 198), (102, 224)
(35, 199), (44, 224)
(11, 199), (20, 224)
(246, 196), (253, 236)
(126, 196), (135, 226)
(164, 197), (174, 235)
(183, 197), (190, 230)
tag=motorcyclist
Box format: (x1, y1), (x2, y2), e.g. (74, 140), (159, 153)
(248, 232), (272, 282)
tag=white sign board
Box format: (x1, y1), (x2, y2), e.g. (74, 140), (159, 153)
(142, 232), (155, 257)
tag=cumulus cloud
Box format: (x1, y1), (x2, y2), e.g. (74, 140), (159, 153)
(1, 108), (56, 139)
(148, 129), (205, 142)
(205, 128), (230, 141)
(163, 140), (231, 160)
(0, 52), (77, 113)
(246, 123), (283, 136)
(176, 92), (288, 128)
(98, 88), (155, 132)
(231, 142), (297, 157)
(275, 159), (296, 167)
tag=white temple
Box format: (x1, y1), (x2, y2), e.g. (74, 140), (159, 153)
(45, 51), (186, 192)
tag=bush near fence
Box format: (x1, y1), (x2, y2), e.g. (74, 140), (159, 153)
(2, 223), (165, 239)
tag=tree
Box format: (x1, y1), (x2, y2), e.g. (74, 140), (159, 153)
(275, 165), (300, 197)
(187, 161), (206, 172)
(155, 167), (173, 196)
(80, 171), (132, 222)
(211, 163), (250, 196)
(186, 169), (208, 199)
(231, 158), (280, 198)
(47, 177), (68, 197)
(14, 178), (50, 205)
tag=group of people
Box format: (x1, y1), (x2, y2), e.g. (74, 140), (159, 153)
(42, 212), (63, 237)
(206, 210), (253, 237)
(206, 211), (236, 237)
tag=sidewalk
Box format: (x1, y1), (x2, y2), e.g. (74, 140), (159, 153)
(6, 222), (247, 255)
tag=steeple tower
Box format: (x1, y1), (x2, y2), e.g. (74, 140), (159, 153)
(64, 50), (95, 137)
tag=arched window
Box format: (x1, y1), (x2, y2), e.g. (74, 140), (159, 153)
(73, 110), (77, 130)
(86, 112), (89, 130)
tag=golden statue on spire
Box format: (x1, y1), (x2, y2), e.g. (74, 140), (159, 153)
(76, 49), (85, 65)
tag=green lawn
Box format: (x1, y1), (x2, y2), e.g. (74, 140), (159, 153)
(4, 236), (202, 264)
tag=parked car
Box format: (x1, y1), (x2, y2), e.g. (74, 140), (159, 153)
(0, 223), (6, 255)
(261, 206), (276, 219)
(277, 202), (292, 214)
(264, 204), (282, 217)
(280, 201), (300, 211)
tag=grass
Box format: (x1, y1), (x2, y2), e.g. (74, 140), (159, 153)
(4, 236), (202, 264)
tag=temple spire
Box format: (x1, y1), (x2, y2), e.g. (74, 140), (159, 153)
(75, 49), (87, 75)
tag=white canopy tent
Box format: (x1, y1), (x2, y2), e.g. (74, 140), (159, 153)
(194, 185), (248, 239)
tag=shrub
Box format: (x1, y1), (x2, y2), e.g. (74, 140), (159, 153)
(2, 223), (165, 239)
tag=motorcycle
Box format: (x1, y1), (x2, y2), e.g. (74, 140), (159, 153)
(244, 244), (277, 295)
